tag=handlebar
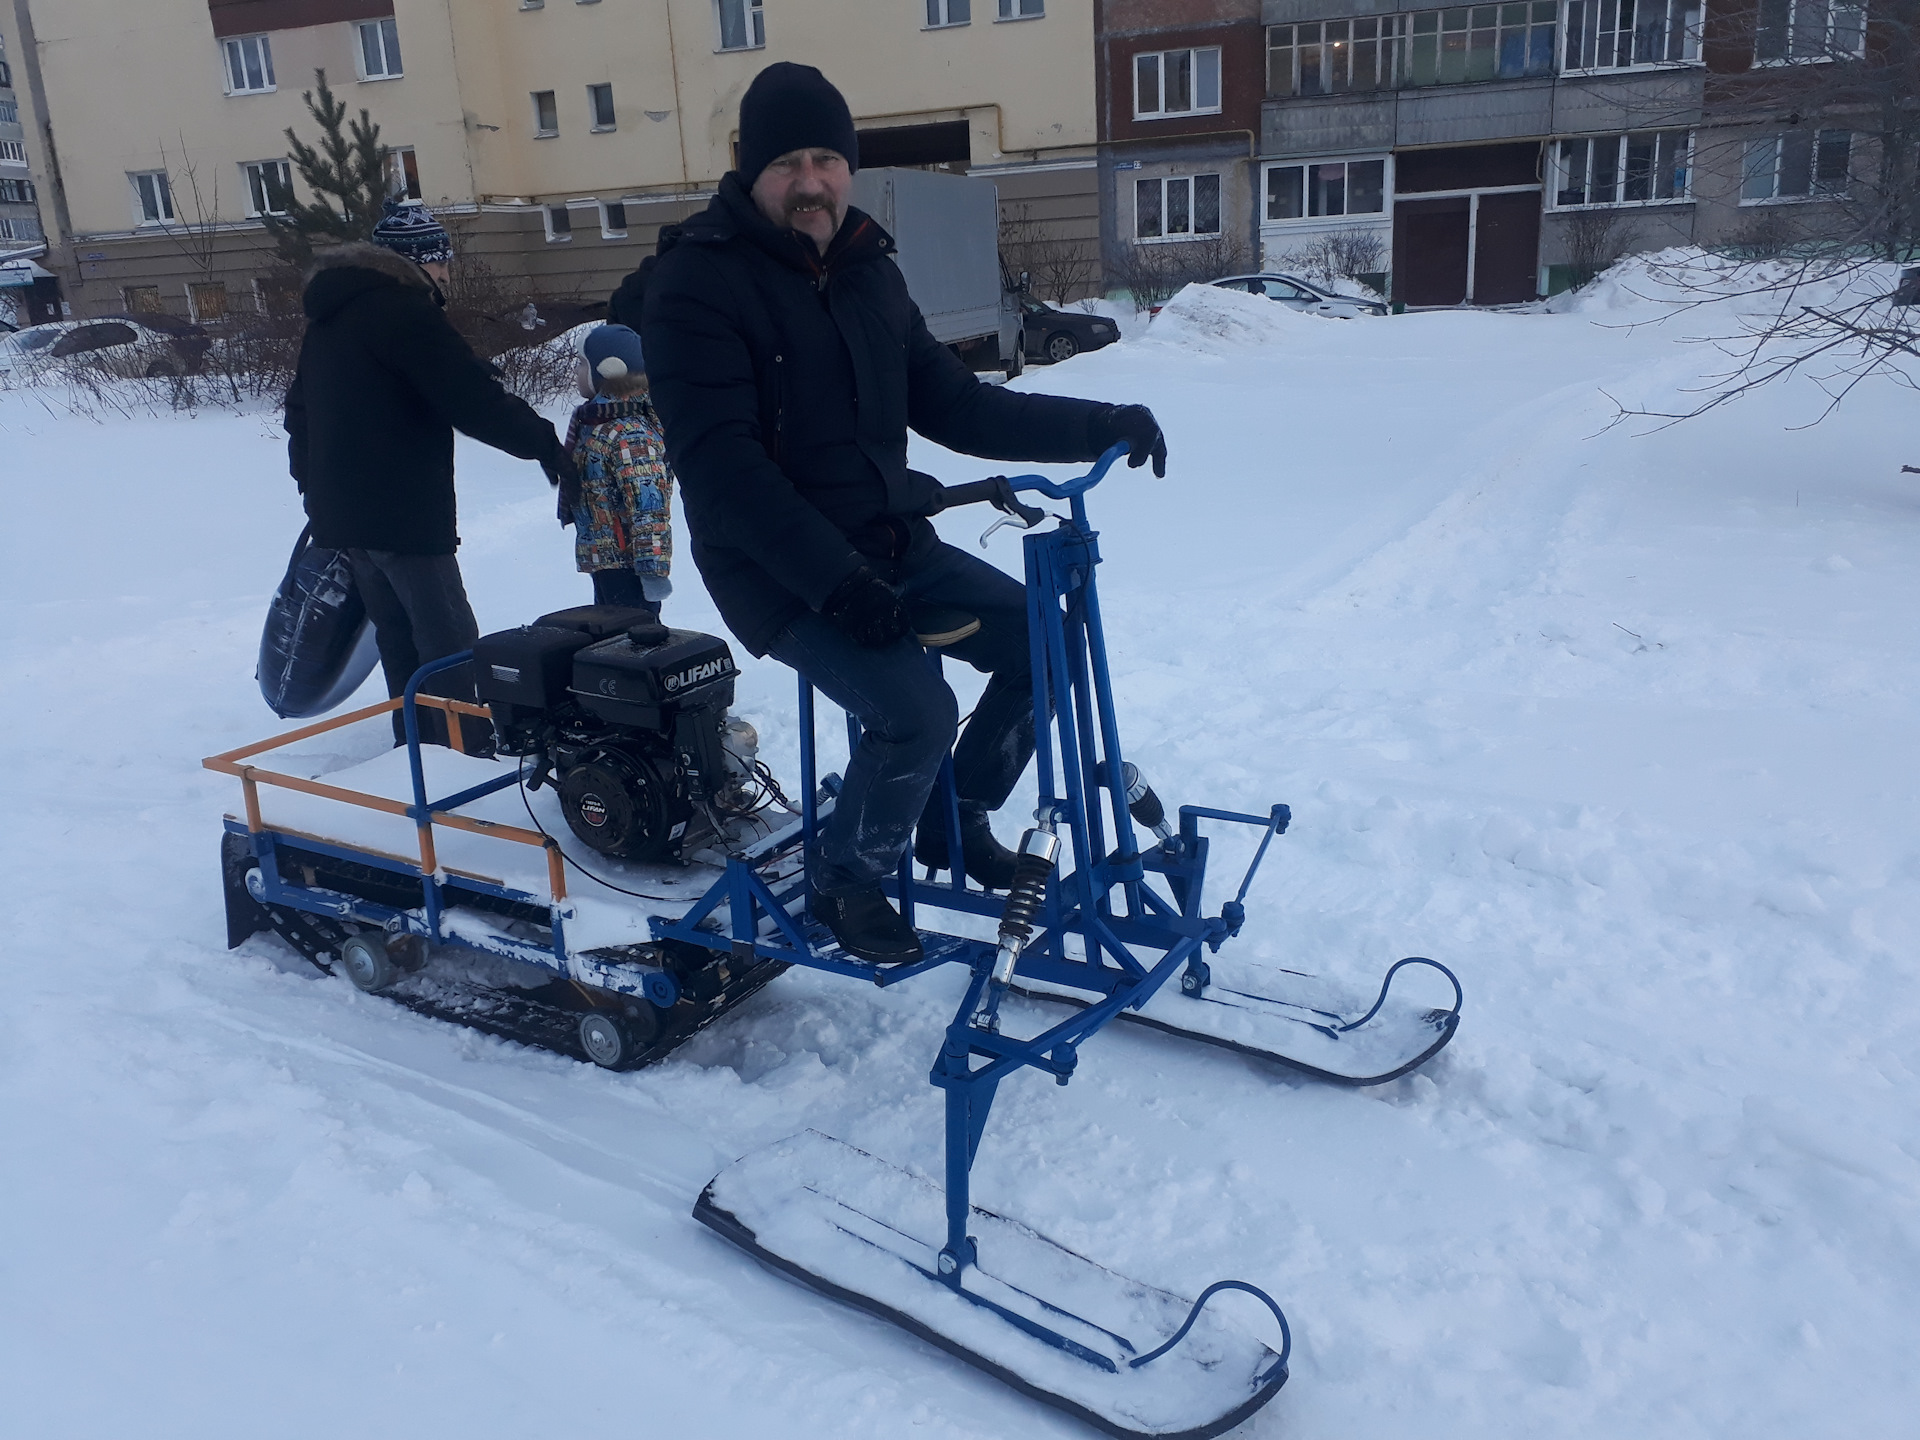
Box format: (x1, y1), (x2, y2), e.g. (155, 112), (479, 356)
(933, 443), (1131, 515)
(1003, 442), (1131, 500)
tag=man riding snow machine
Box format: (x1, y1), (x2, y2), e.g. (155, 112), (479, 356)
(211, 447), (1462, 1439)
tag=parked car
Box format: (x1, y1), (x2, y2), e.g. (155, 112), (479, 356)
(1019, 298), (1120, 365)
(1211, 273), (1388, 318)
(0, 313), (210, 381)
(0, 320), (78, 376)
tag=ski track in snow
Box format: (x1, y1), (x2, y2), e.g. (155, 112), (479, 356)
(3, 274), (1918, 1438)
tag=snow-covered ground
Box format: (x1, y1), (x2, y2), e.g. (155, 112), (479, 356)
(4, 270), (1917, 1439)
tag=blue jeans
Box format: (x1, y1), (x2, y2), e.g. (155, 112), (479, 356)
(766, 541), (1035, 893)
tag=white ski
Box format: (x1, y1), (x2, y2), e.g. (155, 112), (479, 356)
(697, 1130), (1288, 1440)
(1012, 954), (1461, 1085)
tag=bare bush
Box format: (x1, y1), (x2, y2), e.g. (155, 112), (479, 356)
(441, 251), (600, 405)
(1275, 229), (1390, 293)
(1711, 208), (1799, 262)
(999, 201), (1100, 303)
(1563, 207), (1640, 289)
(1111, 235), (1254, 311)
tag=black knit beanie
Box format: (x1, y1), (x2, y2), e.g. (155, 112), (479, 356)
(736, 62), (859, 187)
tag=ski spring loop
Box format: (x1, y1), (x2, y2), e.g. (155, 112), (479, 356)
(1130, 1280), (1292, 1385)
(1338, 956), (1464, 1033)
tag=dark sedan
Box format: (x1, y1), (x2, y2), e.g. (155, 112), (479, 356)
(1020, 299), (1120, 365)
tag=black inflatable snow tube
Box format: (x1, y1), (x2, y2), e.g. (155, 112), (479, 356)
(256, 526), (380, 719)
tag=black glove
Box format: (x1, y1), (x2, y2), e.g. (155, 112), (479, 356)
(1088, 403), (1168, 478)
(822, 567), (911, 648)
(544, 450), (580, 523)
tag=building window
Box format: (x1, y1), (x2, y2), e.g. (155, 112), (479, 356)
(1264, 158), (1388, 220)
(242, 159), (294, 216)
(130, 170), (174, 224)
(222, 34), (276, 94)
(0, 177), (33, 203)
(602, 200), (629, 237)
(0, 139), (27, 165)
(1404, 3), (1557, 87)
(717, 0), (765, 50)
(123, 285), (164, 314)
(998, 0), (1043, 16)
(1754, 0), (1866, 63)
(1741, 129), (1851, 201)
(357, 17), (403, 79)
(532, 90), (559, 136)
(0, 214), (41, 241)
(386, 147), (421, 199)
(1267, 18), (1404, 97)
(927, 0), (970, 25)
(588, 83), (617, 131)
(188, 281), (229, 321)
(0, 100), (17, 123)
(1134, 47), (1222, 119)
(1135, 173), (1221, 241)
(1564, 0), (1700, 69)
(1553, 130), (1691, 205)
(545, 204), (574, 241)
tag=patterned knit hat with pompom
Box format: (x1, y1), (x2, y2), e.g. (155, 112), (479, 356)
(370, 200), (455, 265)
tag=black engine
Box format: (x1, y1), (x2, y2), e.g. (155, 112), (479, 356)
(472, 605), (754, 865)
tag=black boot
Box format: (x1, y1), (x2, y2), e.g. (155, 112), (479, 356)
(815, 884), (924, 965)
(914, 802), (1019, 891)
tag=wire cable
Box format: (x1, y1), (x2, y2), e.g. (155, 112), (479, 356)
(514, 759), (686, 902)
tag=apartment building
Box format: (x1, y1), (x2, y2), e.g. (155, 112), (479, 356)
(9, 0), (1100, 321)
(1094, 1), (1266, 282)
(1093, 0), (1893, 307)
(1, 21), (58, 324)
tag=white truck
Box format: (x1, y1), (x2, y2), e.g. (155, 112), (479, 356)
(851, 166), (1023, 377)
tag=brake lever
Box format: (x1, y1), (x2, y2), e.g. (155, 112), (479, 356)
(977, 477), (1048, 547)
(978, 511), (1033, 547)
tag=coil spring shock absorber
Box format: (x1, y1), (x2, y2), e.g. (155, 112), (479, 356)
(969, 823), (1061, 1031)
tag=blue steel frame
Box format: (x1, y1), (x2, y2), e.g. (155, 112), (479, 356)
(650, 445), (1293, 1308)
(219, 446), (1291, 1362)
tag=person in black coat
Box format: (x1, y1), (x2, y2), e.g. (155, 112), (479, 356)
(624, 63), (1167, 962)
(285, 204), (569, 745)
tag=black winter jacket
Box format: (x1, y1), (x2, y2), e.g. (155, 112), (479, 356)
(286, 244), (560, 555)
(622, 175), (1109, 654)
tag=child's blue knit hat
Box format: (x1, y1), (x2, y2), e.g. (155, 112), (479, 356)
(582, 323), (646, 382)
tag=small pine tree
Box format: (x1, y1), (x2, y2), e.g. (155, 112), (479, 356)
(262, 69), (391, 267)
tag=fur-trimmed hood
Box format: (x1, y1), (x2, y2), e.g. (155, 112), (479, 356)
(303, 242), (437, 323)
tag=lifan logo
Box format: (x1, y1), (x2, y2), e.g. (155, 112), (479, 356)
(665, 657), (732, 692)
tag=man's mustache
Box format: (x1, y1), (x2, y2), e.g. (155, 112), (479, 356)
(783, 192), (836, 218)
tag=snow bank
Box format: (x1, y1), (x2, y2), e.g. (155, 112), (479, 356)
(1553, 245), (1907, 322)
(1144, 280), (1314, 355)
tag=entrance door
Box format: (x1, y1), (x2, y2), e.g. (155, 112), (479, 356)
(1473, 191), (1543, 305)
(1393, 196), (1470, 307)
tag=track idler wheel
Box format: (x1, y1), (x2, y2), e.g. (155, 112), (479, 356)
(577, 1004), (662, 1071)
(339, 932), (401, 993)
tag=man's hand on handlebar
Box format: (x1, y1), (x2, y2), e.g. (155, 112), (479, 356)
(1088, 403), (1168, 479)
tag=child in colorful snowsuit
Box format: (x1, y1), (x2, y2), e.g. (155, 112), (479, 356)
(562, 324), (675, 613)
